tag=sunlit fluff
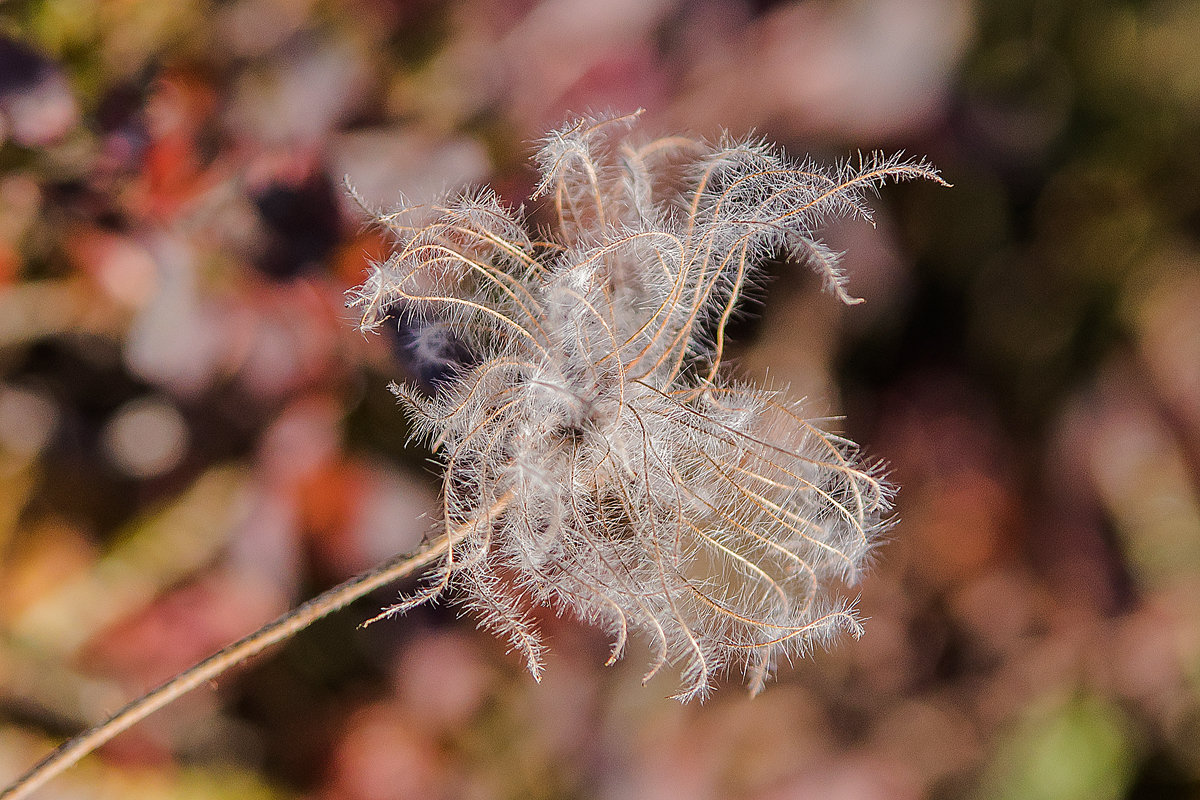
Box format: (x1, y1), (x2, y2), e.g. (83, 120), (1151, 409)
(349, 112), (944, 700)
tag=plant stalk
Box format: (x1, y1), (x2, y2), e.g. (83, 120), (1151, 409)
(0, 534), (456, 800)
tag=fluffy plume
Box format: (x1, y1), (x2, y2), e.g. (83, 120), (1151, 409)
(348, 111), (945, 700)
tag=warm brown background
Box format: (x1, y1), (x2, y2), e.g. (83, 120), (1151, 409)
(2, 1), (1199, 798)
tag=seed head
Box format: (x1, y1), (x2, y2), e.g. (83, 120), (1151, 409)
(348, 111), (945, 700)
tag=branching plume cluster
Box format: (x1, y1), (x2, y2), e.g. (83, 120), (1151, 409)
(349, 112), (945, 700)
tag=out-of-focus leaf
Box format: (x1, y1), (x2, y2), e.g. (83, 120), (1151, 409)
(0, 34), (78, 147)
(8, 464), (251, 658)
(982, 693), (1138, 800)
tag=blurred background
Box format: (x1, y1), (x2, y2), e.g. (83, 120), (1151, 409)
(2, 0), (1199, 798)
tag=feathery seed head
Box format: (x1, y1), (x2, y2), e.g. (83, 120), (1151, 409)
(349, 112), (946, 700)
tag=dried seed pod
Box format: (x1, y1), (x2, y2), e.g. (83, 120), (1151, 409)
(349, 111), (945, 700)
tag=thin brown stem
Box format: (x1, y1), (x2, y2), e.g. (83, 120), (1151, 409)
(0, 534), (459, 800)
